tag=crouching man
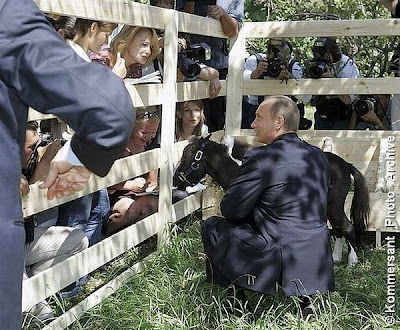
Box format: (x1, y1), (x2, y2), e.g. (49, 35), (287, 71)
(201, 96), (334, 318)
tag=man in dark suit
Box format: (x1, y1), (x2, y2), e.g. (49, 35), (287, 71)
(0, 0), (135, 328)
(201, 95), (334, 317)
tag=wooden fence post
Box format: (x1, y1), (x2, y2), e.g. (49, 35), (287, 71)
(225, 30), (246, 136)
(157, 8), (179, 248)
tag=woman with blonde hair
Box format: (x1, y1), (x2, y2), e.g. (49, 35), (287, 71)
(105, 106), (161, 235)
(176, 100), (208, 141)
(110, 25), (161, 78)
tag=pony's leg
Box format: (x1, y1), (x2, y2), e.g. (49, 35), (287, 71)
(328, 203), (358, 265)
(348, 243), (359, 266)
(332, 237), (345, 263)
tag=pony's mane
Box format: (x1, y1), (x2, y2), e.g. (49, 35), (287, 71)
(206, 139), (230, 156)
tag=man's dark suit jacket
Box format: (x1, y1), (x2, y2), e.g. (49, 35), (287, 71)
(202, 133), (335, 296)
(0, 0), (134, 327)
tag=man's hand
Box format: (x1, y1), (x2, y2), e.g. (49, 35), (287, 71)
(277, 67), (294, 84)
(178, 38), (187, 52)
(207, 5), (239, 37)
(39, 158), (91, 200)
(206, 5), (226, 20)
(112, 52), (127, 79)
(209, 78), (222, 99)
(360, 108), (384, 127)
(20, 174), (30, 197)
(251, 58), (268, 79)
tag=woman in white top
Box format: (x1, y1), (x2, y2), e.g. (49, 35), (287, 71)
(175, 100), (208, 142)
(68, 19), (117, 62)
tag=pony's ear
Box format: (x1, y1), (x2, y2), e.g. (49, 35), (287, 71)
(204, 133), (212, 141)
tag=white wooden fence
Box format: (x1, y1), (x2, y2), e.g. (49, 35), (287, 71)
(21, 0), (399, 328)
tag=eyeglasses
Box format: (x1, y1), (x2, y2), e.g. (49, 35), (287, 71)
(137, 111), (161, 119)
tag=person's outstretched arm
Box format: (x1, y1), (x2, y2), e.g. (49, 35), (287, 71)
(1, 0), (136, 197)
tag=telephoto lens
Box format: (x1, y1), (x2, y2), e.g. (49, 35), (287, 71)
(178, 53), (201, 79)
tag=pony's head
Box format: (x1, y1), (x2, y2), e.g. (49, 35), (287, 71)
(173, 135), (211, 191)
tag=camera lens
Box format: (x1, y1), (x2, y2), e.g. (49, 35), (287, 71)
(178, 54), (201, 79)
(354, 99), (375, 116)
(266, 59), (282, 78)
(309, 62), (326, 79)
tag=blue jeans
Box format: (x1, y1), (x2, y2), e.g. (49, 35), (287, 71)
(57, 189), (110, 246)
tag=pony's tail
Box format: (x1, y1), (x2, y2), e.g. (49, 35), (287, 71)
(350, 165), (370, 246)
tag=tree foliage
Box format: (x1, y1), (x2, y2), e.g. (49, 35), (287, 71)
(244, 0), (400, 77)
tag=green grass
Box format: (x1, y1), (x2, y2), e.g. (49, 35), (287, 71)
(59, 215), (400, 330)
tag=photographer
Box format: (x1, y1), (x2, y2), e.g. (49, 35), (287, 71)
(349, 94), (391, 130)
(181, 0), (244, 132)
(242, 38), (312, 129)
(308, 37), (360, 130)
(150, 0), (222, 98)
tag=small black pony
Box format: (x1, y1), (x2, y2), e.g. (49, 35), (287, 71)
(173, 134), (371, 265)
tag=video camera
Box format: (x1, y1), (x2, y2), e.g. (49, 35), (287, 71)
(353, 96), (376, 116)
(178, 43), (211, 80)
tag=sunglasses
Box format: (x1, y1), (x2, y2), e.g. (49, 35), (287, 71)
(137, 110), (161, 119)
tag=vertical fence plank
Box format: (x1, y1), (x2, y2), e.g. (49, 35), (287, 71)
(225, 30), (246, 136)
(157, 9), (179, 247)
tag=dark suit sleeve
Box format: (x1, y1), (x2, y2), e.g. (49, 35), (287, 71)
(0, 0), (135, 176)
(220, 148), (266, 220)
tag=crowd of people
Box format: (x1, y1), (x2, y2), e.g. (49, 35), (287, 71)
(20, 1), (220, 320)
(243, 34), (397, 131)
(3, 0), (398, 327)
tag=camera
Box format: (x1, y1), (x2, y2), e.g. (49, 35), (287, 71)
(38, 132), (67, 147)
(353, 96), (376, 116)
(307, 60), (328, 79)
(264, 40), (286, 78)
(264, 58), (282, 78)
(178, 43), (211, 80)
